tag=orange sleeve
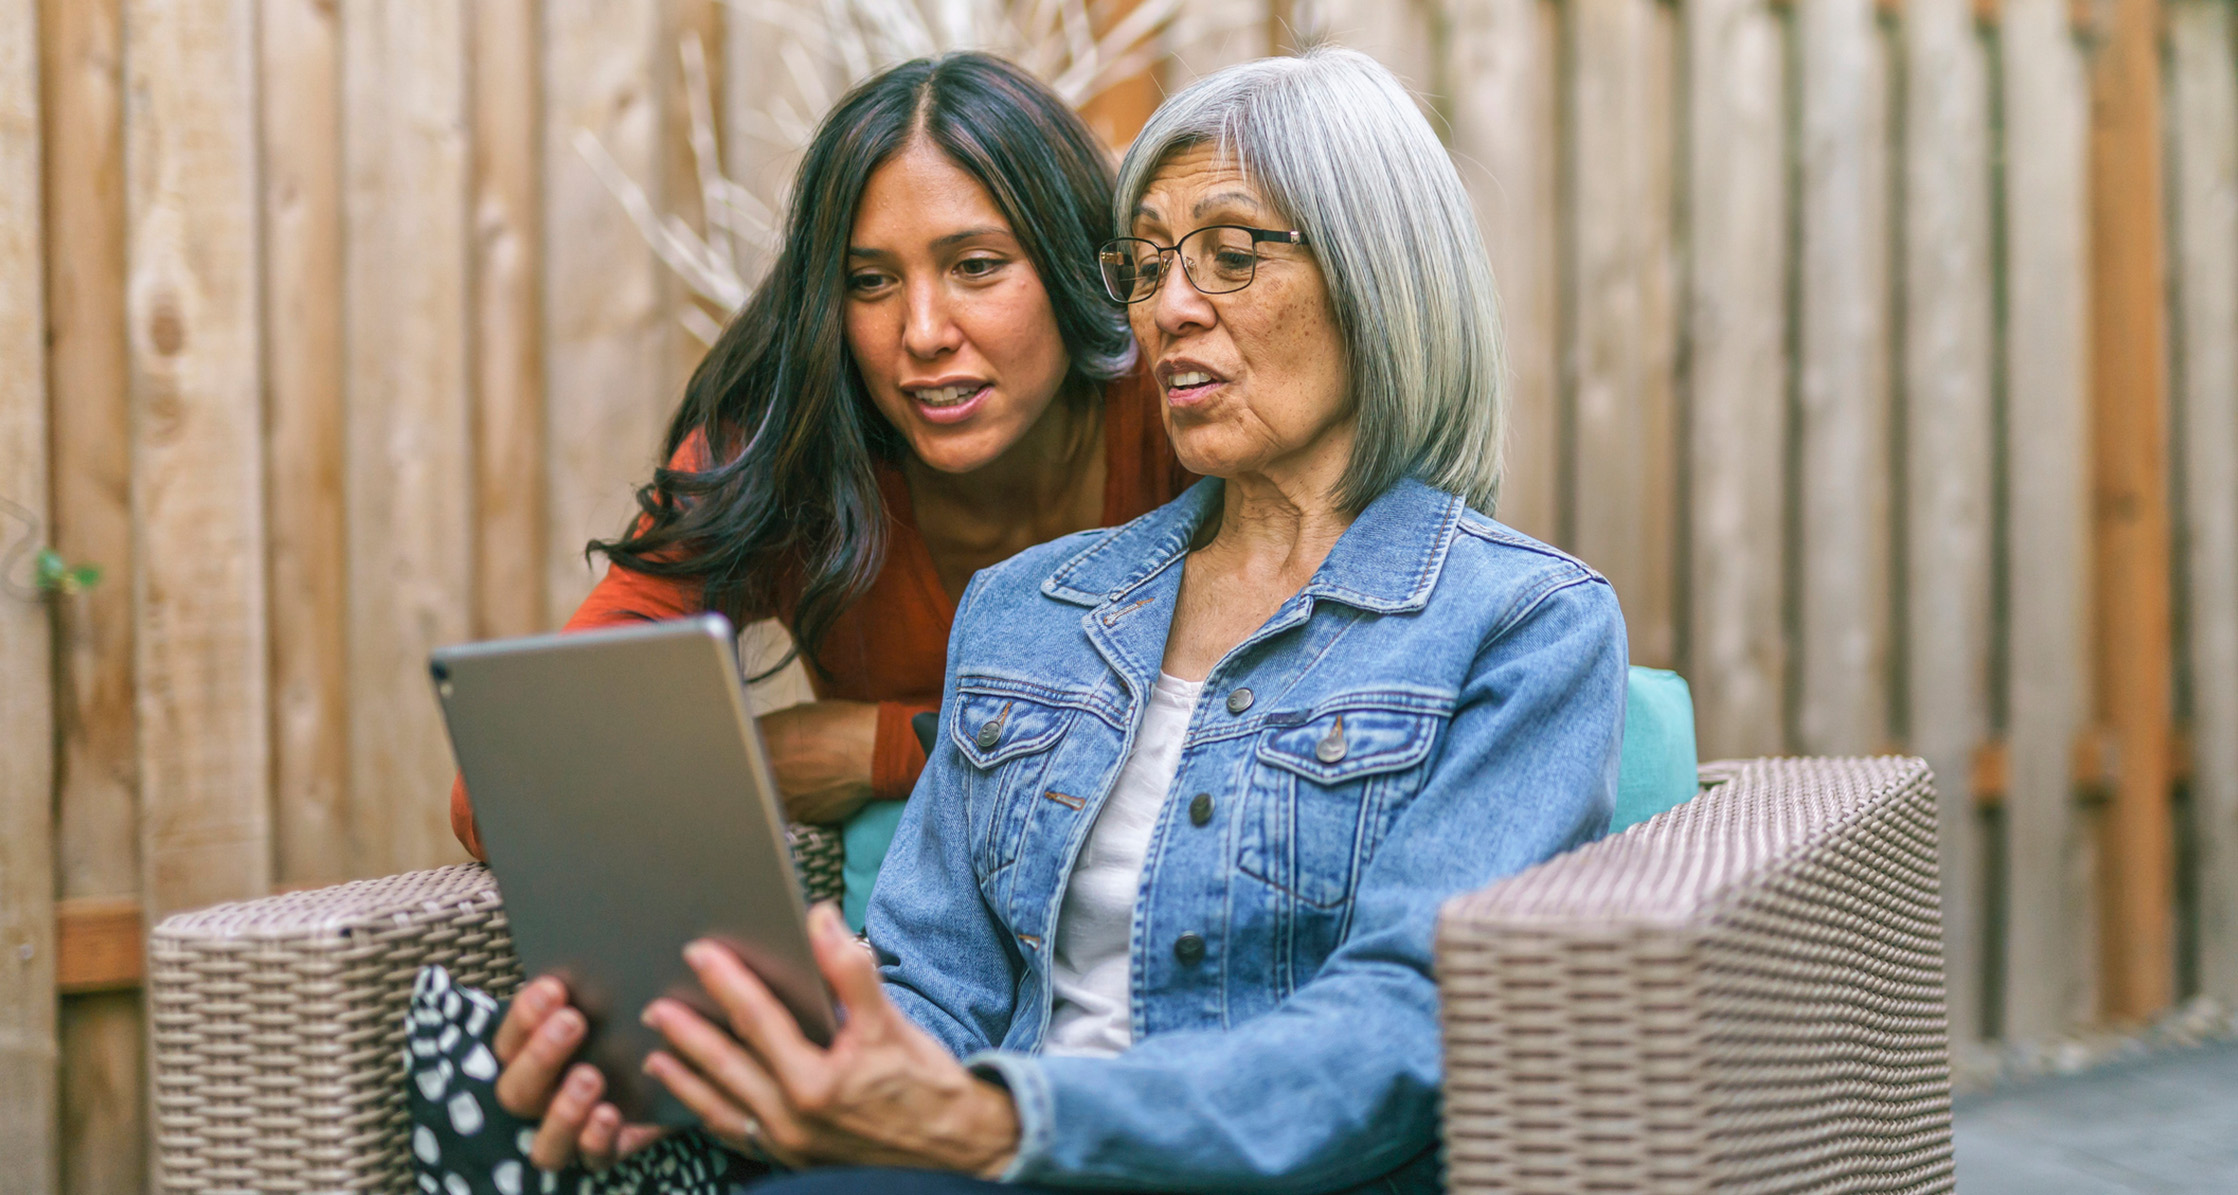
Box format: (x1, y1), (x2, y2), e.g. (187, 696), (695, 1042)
(871, 699), (939, 801)
(452, 432), (736, 860)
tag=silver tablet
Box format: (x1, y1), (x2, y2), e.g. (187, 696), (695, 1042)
(431, 613), (836, 1125)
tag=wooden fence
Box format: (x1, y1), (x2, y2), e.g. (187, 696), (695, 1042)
(2, 0), (2234, 1188)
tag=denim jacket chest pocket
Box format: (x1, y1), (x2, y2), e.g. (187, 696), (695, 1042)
(949, 685), (1075, 880)
(1238, 704), (1443, 908)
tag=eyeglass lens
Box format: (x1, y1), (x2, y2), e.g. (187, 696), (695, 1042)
(1100, 226), (1265, 302)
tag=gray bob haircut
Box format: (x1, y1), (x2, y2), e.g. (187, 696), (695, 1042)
(1115, 47), (1507, 514)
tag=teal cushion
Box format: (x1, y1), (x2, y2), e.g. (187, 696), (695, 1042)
(840, 798), (908, 931)
(1613, 666), (1699, 832)
(837, 666), (1702, 928)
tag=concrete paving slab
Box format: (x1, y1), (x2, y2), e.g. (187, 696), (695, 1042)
(1955, 1041), (2238, 1192)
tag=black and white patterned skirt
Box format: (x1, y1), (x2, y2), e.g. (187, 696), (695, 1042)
(405, 965), (762, 1195)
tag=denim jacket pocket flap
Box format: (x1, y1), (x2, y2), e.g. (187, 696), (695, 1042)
(950, 688), (1069, 769)
(1256, 707), (1440, 784)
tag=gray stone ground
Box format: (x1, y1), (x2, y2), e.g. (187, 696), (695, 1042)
(1955, 1040), (2238, 1192)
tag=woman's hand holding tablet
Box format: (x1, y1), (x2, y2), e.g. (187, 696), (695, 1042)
(642, 904), (1022, 1177)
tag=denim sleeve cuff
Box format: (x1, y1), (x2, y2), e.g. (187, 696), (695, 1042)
(962, 1049), (1054, 1183)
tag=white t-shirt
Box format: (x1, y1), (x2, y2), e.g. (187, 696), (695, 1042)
(1042, 671), (1204, 1058)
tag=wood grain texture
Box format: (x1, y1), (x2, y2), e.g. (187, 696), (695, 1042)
(544, 0), (670, 627)
(344, 0), (475, 877)
(1900, 0), (1996, 1044)
(41, 0), (139, 906)
(1793, 0), (1893, 755)
(39, 5), (146, 1184)
(2001, 0), (2097, 1038)
(2168, 0), (2238, 1007)
(57, 994), (143, 1195)
(262, 0), (350, 888)
(1682, 0), (1788, 758)
(1446, 0), (1559, 543)
(0, 0), (57, 1183)
(2086, 0), (2173, 1022)
(471, 0), (549, 640)
(54, 899), (142, 994)
(661, 0), (723, 385)
(1165, 0), (1271, 87)
(1566, 0), (1678, 667)
(1299, 0), (1443, 117)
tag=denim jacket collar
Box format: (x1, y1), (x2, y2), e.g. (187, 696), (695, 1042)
(1042, 475), (1467, 616)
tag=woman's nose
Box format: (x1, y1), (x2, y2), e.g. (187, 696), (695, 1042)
(1150, 256), (1216, 336)
(903, 282), (961, 358)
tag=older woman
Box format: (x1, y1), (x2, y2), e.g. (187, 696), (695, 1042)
(477, 47), (1624, 1195)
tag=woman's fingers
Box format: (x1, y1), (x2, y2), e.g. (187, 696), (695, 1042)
(493, 975), (568, 1063)
(527, 1063), (604, 1171)
(614, 1123), (671, 1160)
(576, 1102), (623, 1171)
(494, 1004), (586, 1118)
(643, 998), (795, 1120)
(644, 1049), (803, 1168)
(680, 941), (822, 1086)
(806, 903), (889, 1030)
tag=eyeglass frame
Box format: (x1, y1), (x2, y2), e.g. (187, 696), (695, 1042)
(1096, 225), (1310, 305)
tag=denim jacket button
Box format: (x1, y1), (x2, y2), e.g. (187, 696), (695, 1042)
(1225, 687), (1254, 715)
(1173, 933), (1206, 965)
(975, 721), (1001, 749)
(1189, 793), (1213, 826)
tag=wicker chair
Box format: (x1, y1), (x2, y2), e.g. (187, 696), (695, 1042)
(150, 757), (1953, 1193)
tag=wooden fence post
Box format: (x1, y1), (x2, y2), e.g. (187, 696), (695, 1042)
(543, 0), (670, 627)
(1794, 0), (1895, 756)
(41, 0), (150, 1185)
(341, 0), (475, 878)
(1566, 0), (1679, 667)
(1684, 0), (1789, 759)
(2167, 0), (2238, 1010)
(471, 0), (549, 641)
(2001, 0), (2098, 1039)
(1446, 0), (1560, 544)
(125, 0), (273, 925)
(0, 0), (58, 1187)
(2087, 0), (2173, 1023)
(1900, 0), (1997, 1046)
(262, 0), (350, 887)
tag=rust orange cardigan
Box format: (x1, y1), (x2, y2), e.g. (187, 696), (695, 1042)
(451, 371), (1188, 860)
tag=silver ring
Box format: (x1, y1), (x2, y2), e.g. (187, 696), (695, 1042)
(737, 1112), (762, 1143)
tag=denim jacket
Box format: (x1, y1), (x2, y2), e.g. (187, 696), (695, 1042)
(867, 477), (1626, 1194)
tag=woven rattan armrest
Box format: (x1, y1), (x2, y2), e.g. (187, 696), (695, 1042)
(149, 823), (843, 1193)
(1437, 756), (1953, 1194)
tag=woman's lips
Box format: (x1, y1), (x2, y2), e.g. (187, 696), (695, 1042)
(1163, 369), (1224, 408)
(909, 382), (991, 424)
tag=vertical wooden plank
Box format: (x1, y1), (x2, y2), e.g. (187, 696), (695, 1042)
(720, 0), (813, 290)
(40, 0), (148, 1186)
(343, 0), (475, 877)
(2168, 0), (2238, 1008)
(55, 995), (141, 1195)
(544, 0), (669, 627)
(1567, 0), (1678, 667)
(1296, 0), (1443, 110)
(1166, 0), (1272, 86)
(1901, 0), (1997, 1045)
(2087, 0), (2173, 1022)
(471, 0), (548, 638)
(126, 0), (272, 919)
(1684, 0), (1789, 758)
(1448, 0), (1559, 543)
(1793, 0), (1894, 756)
(660, 0), (723, 383)
(262, 0), (350, 887)
(0, 0), (57, 1185)
(2001, 0), (2097, 1038)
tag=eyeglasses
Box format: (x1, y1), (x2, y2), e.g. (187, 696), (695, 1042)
(1097, 225), (1309, 304)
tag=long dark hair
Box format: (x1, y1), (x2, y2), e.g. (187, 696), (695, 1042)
(590, 53), (1131, 674)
